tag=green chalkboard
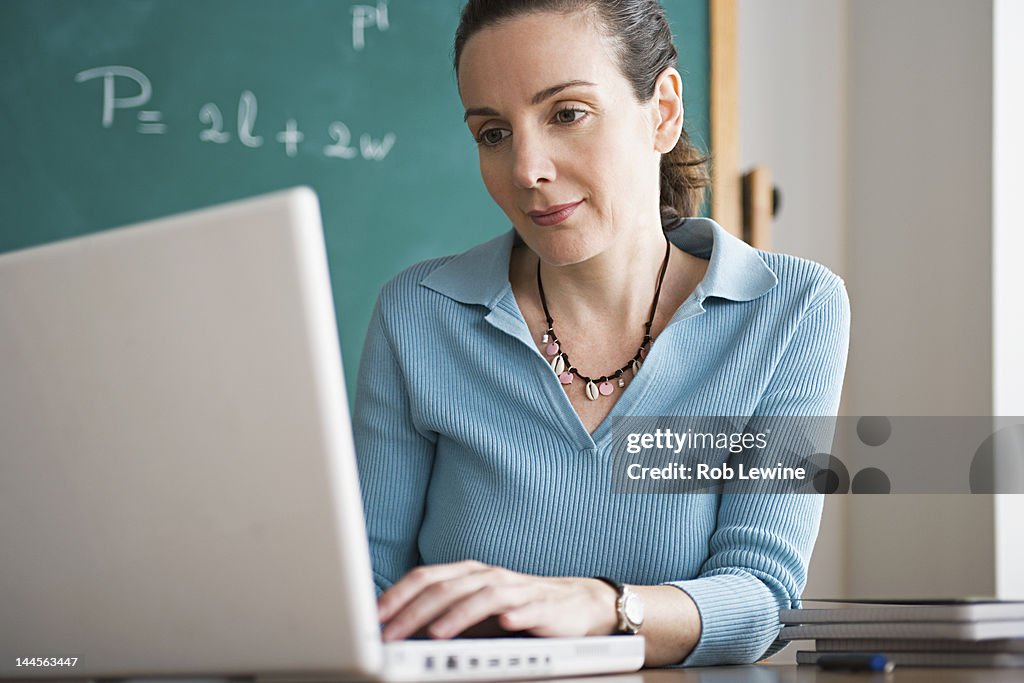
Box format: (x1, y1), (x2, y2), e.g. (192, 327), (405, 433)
(0, 0), (710, 394)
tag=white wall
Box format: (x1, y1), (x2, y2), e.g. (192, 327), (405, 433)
(994, 0), (1024, 420)
(845, 0), (993, 417)
(844, 0), (997, 599)
(739, 0), (1022, 607)
(993, 0), (1024, 600)
(737, 0), (849, 610)
(737, 0), (847, 275)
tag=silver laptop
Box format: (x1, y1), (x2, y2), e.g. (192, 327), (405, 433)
(0, 188), (645, 681)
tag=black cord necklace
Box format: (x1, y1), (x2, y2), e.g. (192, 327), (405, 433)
(536, 239), (672, 401)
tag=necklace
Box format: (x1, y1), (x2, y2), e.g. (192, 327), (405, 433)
(536, 239), (672, 401)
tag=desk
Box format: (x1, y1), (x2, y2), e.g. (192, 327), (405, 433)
(8, 666), (1016, 683)
(547, 665), (1023, 682)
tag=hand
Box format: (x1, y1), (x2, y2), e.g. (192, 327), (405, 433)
(377, 560), (619, 641)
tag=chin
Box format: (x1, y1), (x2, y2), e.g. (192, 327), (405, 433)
(515, 224), (599, 267)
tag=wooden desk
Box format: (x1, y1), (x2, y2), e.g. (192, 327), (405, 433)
(541, 665), (1022, 682)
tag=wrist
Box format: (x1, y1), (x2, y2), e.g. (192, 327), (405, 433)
(585, 577), (621, 636)
(591, 576), (645, 635)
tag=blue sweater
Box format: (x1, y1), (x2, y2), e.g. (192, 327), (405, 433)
(353, 218), (850, 666)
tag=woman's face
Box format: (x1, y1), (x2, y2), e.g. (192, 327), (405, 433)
(458, 10), (673, 266)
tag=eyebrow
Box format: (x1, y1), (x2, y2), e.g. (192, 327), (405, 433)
(463, 80), (597, 122)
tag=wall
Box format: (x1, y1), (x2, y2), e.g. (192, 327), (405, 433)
(844, 0), (996, 599)
(737, 0), (849, 608)
(737, 0), (847, 275)
(993, 0), (1024, 600)
(739, 0), (1022, 610)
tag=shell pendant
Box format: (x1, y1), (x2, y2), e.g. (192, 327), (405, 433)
(585, 381), (600, 401)
(551, 354), (566, 375)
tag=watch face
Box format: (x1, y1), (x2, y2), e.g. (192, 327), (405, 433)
(623, 592), (645, 626)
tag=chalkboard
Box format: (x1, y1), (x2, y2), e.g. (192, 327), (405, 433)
(0, 0), (710, 394)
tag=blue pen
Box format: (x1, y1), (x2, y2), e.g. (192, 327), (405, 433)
(816, 653), (895, 673)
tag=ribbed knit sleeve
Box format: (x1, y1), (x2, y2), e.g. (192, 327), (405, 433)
(352, 287), (438, 595)
(669, 279), (851, 666)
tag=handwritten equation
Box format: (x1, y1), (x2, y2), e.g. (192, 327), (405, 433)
(72, 2), (395, 161)
(74, 66), (396, 162)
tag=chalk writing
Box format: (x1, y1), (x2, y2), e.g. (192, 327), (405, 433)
(352, 1), (389, 51)
(276, 119), (304, 158)
(324, 122), (358, 159)
(75, 67), (396, 162)
(137, 110), (166, 135)
(238, 90), (263, 148)
(199, 103), (229, 143)
(74, 65), (154, 129)
(360, 133), (396, 161)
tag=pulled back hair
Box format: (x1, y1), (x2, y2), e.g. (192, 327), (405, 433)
(453, 0), (710, 222)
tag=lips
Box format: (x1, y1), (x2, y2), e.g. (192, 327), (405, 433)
(527, 200), (583, 227)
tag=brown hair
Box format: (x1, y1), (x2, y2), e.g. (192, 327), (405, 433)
(453, 0), (710, 222)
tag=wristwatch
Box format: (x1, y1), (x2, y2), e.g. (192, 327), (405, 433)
(593, 576), (645, 634)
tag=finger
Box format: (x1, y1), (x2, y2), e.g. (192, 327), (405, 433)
(382, 569), (497, 641)
(500, 580), (612, 638)
(426, 581), (537, 640)
(499, 601), (549, 634)
(378, 560), (486, 623)
(501, 601), (584, 637)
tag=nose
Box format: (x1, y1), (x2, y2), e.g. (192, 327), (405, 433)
(511, 131), (556, 190)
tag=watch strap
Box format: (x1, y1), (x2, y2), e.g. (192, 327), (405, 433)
(592, 576), (634, 634)
(593, 575), (624, 593)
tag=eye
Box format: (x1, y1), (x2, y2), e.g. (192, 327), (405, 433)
(477, 128), (511, 146)
(554, 107), (588, 125)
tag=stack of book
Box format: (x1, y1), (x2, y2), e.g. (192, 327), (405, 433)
(780, 599), (1024, 667)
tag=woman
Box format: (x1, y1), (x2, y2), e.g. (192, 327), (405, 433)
(353, 0), (849, 667)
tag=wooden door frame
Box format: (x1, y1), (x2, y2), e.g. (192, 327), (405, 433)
(709, 0), (740, 237)
(710, 0), (775, 250)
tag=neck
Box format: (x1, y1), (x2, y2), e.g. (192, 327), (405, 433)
(537, 222), (670, 329)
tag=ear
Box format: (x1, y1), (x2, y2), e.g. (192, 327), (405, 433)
(652, 67), (684, 154)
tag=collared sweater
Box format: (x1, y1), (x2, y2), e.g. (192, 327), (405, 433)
(353, 218), (850, 666)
